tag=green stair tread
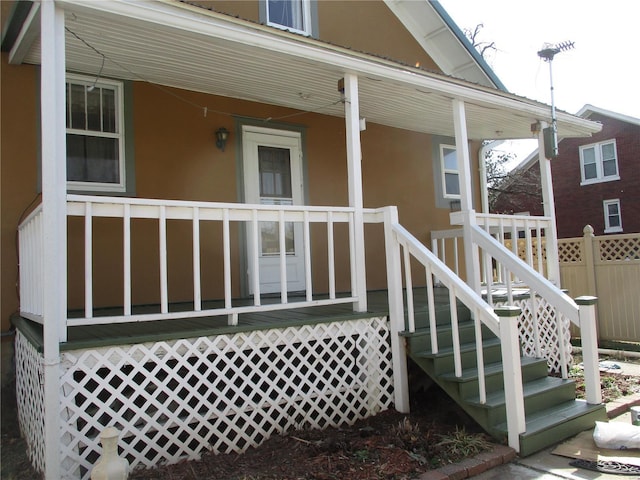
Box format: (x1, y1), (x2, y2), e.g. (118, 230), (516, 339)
(414, 337), (502, 359)
(399, 320), (477, 337)
(439, 356), (545, 383)
(466, 376), (575, 408)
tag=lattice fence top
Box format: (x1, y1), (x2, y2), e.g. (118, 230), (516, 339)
(598, 236), (640, 261)
(51, 317), (393, 479)
(558, 240), (583, 264)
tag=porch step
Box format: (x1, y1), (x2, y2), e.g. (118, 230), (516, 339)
(494, 400), (607, 457)
(404, 313), (607, 456)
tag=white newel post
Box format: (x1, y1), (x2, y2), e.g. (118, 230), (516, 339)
(452, 99), (481, 293)
(41, 0), (67, 478)
(343, 73), (367, 312)
(537, 121), (560, 286)
(383, 207), (409, 412)
(576, 296), (602, 405)
(496, 306), (525, 452)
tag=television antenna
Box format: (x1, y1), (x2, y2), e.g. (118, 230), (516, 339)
(537, 41), (575, 158)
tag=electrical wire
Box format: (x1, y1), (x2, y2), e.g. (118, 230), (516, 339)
(64, 26), (345, 123)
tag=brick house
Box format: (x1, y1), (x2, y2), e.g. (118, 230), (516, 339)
(493, 105), (640, 238)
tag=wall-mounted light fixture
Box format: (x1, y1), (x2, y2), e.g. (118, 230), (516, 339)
(215, 127), (229, 152)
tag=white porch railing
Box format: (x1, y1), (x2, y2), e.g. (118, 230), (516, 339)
(16, 195), (387, 327)
(383, 206), (526, 450)
(61, 195), (386, 327)
(17, 203), (45, 324)
(434, 213), (556, 283)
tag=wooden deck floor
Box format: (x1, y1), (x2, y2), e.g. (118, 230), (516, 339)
(13, 291), (396, 352)
(13, 286), (531, 353)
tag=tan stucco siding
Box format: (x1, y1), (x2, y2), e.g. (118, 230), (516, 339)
(188, 0), (439, 73)
(0, 54), (40, 333)
(1, 63), (476, 325)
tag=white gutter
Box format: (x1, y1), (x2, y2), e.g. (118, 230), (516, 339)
(56, 0), (600, 137)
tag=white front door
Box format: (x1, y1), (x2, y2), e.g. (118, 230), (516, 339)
(242, 126), (306, 295)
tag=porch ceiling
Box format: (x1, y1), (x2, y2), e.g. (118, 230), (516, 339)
(14, 0), (600, 141)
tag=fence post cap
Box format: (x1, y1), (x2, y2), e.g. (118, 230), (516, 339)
(583, 225), (594, 236)
(494, 306), (522, 317)
(575, 296), (598, 306)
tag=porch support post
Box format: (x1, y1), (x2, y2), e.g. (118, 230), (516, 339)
(41, 0), (66, 477)
(383, 206), (410, 413)
(452, 99), (481, 292)
(537, 121), (560, 286)
(343, 73), (367, 312)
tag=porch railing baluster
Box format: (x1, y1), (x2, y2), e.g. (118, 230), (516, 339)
(84, 202), (93, 319)
(251, 208), (261, 306)
(223, 209), (232, 309)
(124, 203), (132, 316)
(327, 211), (335, 300)
(193, 207), (201, 312)
(303, 210), (313, 302)
(401, 244), (415, 333)
(159, 205), (168, 314)
(279, 209), (287, 304)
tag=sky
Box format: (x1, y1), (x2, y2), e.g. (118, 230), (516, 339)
(438, 0), (640, 164)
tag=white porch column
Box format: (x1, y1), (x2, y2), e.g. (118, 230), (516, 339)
(343, 73), (367, 312)
(537, 121), (560, 285)
(452, 99), (481, 292)
(41, 0), (66, 478)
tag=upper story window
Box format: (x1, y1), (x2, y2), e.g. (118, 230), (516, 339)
(603, 199), (623, 233)
(266, 0), (313, 36)
(441, 144), (460, 198)
(66, 74), (125, 193)
(580, 139), (619, 185)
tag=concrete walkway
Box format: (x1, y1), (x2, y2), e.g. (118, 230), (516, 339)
(474, 361), (640, 480)
(418, 358), (640, 480)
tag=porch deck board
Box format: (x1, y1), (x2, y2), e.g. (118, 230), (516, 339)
(12, 291), (396, 353)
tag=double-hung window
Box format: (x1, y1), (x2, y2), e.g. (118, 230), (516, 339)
(440, 144), (460, 198)
(580, 139), (619, 185)
(66, 74), (125, 192)
(603, 199), (622, 233)
(265, 0), (312, 36)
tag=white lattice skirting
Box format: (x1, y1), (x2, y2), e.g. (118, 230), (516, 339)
(495, 296), (572, 373)
(15, 317), (393, 479)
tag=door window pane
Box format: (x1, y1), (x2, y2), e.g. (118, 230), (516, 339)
(259, 146), (292, 199)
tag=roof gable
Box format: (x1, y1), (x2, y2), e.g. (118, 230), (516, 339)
(384, 0), (507, 91)
(577, 104), (640, 127)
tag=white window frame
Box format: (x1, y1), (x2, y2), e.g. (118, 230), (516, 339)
(440, 144), (460, 199)
(579, 139), (620, 186)
(603, 199), (623, 234)
(265, 0), (312, 36)
(66, 73), (126, 193)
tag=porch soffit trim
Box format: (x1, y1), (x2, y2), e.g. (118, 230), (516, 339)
(24, 0), (599, 139)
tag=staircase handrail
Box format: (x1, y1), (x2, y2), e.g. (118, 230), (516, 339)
(393, 223), (500, 336)
(471, 225), (579, 324)
(383, 206), (526, 451)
